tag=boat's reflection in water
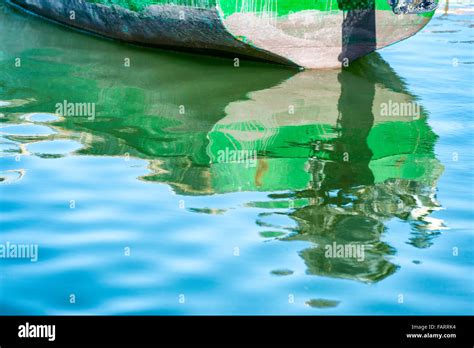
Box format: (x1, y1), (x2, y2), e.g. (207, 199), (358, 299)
(198, 56), (444, 283)
(66, 56), (444, 284)
(0, 2), (444, 284)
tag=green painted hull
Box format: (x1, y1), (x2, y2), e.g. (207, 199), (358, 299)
(9, 0), (436, 68)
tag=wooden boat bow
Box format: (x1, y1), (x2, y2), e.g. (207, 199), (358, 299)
(9, 0), (437, 68)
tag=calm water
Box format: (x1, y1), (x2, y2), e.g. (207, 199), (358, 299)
(0, 1), (473, 315)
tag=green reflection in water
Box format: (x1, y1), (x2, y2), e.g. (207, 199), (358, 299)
(0, 1), (443, 285)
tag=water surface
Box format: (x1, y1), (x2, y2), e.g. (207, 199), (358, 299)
(0, 1), (473, 315)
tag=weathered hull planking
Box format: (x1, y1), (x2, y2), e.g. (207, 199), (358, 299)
(9, 0), (436, 68)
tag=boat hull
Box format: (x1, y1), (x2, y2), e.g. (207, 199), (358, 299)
(9, 0), (435, 68)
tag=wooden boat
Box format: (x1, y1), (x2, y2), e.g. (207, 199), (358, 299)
(9, 0), (437, 68)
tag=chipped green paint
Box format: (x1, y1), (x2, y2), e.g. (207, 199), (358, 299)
(85, 0), (435, 19)
(86, 0), (394, 13)
(86, 0), (216, 11)
(226, 0), (434, 16)
(217, 0), (437, 17)
(86, 0), (436, 18)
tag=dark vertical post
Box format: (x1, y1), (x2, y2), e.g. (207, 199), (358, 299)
(337, 0), (377, 64)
